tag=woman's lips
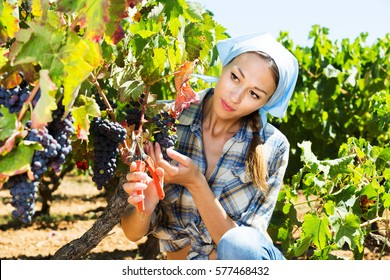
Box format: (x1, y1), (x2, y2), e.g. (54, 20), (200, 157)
(221, 98), (235, 112)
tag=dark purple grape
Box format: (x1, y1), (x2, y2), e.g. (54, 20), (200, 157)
(90, 117), (127, 189)
(152, 110), (178, 161)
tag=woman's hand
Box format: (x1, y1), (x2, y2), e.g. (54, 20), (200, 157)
(122, 161), (164, 216)
(146, 142), (206, 192)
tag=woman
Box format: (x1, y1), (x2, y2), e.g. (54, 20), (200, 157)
(121, 32), (299, 260)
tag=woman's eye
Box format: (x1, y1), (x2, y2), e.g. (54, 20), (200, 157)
(231, 73), (239, 81)
(250, 91), (260, 99)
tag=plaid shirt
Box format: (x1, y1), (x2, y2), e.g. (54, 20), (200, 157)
(150, 89), (290, 259)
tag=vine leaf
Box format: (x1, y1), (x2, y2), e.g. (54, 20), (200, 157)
(0, 106), (18, 142)
(302, 213), (331, 250)
(0, 107), (24, 155)
(0, 71), (22, 89)
(58, 0), (110, 43)
(173, 59), (199, 117)
(105, 0), (136, 45)
(0, 0), (19, 44)
(10, 22), (102, 117)
(333, 213), (364, 252)
(71, 95), (101, 140)
(31, 70), (57, 129)
(61, 33), (103, 116)
(0, 140), (42, 186)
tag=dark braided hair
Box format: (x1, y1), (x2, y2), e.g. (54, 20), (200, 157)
(244, 110), (268, 191)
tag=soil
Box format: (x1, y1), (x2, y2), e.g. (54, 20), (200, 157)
(0, 174), (161, 260)
(0, 175), (389, 260)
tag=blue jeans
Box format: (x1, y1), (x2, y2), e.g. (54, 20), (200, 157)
(216, 226), (285, 260)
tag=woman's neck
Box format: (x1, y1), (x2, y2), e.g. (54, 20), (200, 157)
(202, 95), (241, 137)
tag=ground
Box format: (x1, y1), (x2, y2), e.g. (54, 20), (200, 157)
(0, 174), (156, 260)
(0, 174), (389, 260)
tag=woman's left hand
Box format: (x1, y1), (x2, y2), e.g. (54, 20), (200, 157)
(146, 142), (205, 190)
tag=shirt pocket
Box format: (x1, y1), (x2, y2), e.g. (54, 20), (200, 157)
(218, 167), (258, 222)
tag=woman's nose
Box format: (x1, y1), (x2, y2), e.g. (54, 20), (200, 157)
(230, 89), (243, 103)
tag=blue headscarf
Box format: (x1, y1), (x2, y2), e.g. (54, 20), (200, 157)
(193, 32), (299, 129)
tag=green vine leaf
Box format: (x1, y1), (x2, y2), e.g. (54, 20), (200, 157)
(333, 213), (364, 252)
(302, 213), (331, 250)
(0, 140), (42, 177)
(0, 105), (17, 141)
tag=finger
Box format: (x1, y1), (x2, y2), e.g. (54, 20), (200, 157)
(154, 143), (172, 169)
(155, 167), (164, 185)
(155, 166), (164, 178)
(154, 142), (167, 162)
(127, 194), (145, 205)
(166, 148), (190, 167)
(145, 142), (155, 161)
(126, 171), (148, 182)
(152, 143), (181, 179)
(122, 182), (147, 194)
(129, 161), (137, 172)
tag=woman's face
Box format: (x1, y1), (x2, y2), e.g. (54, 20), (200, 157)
(213, 52), (277, 120)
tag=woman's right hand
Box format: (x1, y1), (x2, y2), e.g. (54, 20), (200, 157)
(122, 161), (164, 216)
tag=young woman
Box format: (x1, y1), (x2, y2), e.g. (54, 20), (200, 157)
(121, 32), (299, 260)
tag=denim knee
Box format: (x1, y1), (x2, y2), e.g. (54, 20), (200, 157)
(216, 226), (285, 260)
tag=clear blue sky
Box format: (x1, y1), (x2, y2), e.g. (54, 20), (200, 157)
(194, 0), (390, 46)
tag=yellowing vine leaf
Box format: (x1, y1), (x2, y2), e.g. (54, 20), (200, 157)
(0, 0), (20, 45)
(71, 95), (101, 140)
(104, 0), (134, 45)
(62, 34), (103, 116)
(31, 0), (43, 17)
(10, 23), (102, 117)
(173, 59), (199, 117)
(0, 47), (8, 69)
(31, 70), (58, 130)
(1, 71), (22, 89)
(78, 0), (110, 42)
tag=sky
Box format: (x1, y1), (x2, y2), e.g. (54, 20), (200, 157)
(193, 0), (390, 46)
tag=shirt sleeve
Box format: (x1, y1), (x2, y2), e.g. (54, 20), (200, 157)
(239, 136), (290, 233)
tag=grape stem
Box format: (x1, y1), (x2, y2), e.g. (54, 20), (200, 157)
(89, 74), (116, 121)
(136, 84), (151, 137)
(17, 81), (40, 122)
(88, 74), (135, 160)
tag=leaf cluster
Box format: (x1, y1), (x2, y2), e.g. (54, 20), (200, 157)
(271, 138), (390, 259)
(273, 26), (390, 178)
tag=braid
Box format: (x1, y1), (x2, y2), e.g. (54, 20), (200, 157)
(245, 111), (268, 191)
(247, 110), (261, 136)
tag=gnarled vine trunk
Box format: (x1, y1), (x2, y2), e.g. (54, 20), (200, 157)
(52, 178), (130, 260)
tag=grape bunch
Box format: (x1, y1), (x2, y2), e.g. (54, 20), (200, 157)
(0, 81), (30, 114)
(47, 100), (75, 173)
(5, 97), (75, 224)
(7, 175), (38, 225)
(124, 94), (145, 130)
(7, 122), (63, 224)
(152, 111), (178, 161)
(90, 117), (127, 189)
